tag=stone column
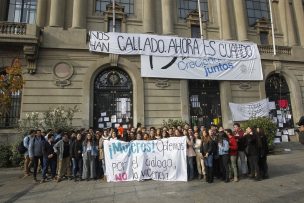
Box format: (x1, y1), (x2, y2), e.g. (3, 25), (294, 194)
(293, 0), (304, 46)
(36, 0), (47, 27)
(279, 0), (296, 46)
(233, 0), (248, 41)
(0, 0), (8, 21)
(49, 0), (65, 27)
(143, 0), (155, 33)
(162, 0), (174, 35)
(219, 0), (232, 40)
(72, 0), (87, 29)
(219, 0), (232, 128)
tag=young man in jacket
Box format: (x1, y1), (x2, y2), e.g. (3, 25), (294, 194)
(41, 134), (57, 182)
(54, 133), (71, 182)
(29, 129), (45, 182)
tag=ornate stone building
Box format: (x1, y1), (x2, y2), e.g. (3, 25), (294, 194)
(0, 0), (304, 141)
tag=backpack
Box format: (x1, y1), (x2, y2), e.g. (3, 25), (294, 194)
(17, 137), (29, 154)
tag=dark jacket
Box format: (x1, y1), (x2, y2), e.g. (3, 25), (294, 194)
(70, 140), (83, 159)
(259, 134), (268, 158)
(245, 133), (259, 156)
(29, 136), (45, 158)
(42, 141), (56, 160)
(200, 139), (213, 156)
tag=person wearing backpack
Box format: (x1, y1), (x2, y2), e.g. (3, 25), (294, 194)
(23, 129), (35, 177)
(29, 129), (45, 182)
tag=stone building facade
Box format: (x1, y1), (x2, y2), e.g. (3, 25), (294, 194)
(0, 0), (304, 141)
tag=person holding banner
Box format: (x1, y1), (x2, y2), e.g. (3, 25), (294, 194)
(200, 130), (214, 183)
(185, 130), (196, 181)
(82, 133), (98, 181)
(99, 130), (111, 181)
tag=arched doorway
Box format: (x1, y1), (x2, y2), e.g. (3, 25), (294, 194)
(189, 80), (222, 128)
(93, 68), (133, 129)
(266, 73), (294, 130)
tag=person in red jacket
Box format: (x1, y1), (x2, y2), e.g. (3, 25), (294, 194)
(226, 129), (239, 182)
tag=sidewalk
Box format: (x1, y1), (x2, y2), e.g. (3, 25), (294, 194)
(1, 148), (304, 203)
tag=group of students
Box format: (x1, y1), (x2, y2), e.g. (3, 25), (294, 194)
(22, 122), (269, 183)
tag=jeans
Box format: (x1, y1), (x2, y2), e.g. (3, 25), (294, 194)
(238, 151), (248, 175)
(248, 155), (260, 179)
(42, 158), (57, 179)
(204, 154), (213, 167)
(229, 155), (238, 179)
(72, 157), (83, 177)
(82, 152), (96, 179)
(58, 156), (71, 178)
(33, 156), (43, 179)
(220, 154), (229, 181)
(187, 156), (195, 180)
(195, 153), (205, 175)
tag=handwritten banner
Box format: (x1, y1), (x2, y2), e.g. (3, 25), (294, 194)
(103, 137), (187, 182)
(89, 32), (260, 60)
(229, 98), (269, 121)
(141, 55), (262, 80)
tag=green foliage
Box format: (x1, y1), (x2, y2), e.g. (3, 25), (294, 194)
(18, 105), (80, 133)
(0, 138), (24, 168)
(0, 144), (13, 167)
(162, 119), (189, 129)
(242, 117), (277, 146)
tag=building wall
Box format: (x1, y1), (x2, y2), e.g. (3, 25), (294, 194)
(0, 0), (304, 134)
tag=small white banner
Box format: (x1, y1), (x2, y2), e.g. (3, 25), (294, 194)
(229, 98), (270, 121)
(89, 32), (260, 60)
(103, 137), (187, 182)
(141, 55), (263, 80)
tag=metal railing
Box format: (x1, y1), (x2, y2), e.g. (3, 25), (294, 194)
(0, 91), (22, 128)
(258, 45), (292, 55)
(0, 21), (27, 35)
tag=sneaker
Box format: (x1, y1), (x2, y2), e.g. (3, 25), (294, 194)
(234, 177), (239, 182)
(40, 179), (46, 183)
(56, 177), (61, 183)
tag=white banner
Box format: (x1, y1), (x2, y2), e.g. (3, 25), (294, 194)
(229, 98), (270, 121)
(141, 55), (263, 80)
(89, 32), (260, 60)
(103, 137), (187, 182)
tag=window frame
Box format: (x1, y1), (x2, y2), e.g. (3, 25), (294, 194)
(95, 0), (134, 16)
(7, 0), (36, 24)
(178, 0), (209, 21)
(246, 0), (270, 27)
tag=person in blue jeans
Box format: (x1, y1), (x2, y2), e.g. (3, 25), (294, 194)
(200, 129), (214, 183)
(41, 134), (57, 183)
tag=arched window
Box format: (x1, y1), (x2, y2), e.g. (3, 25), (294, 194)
(7, 0), (36, 24)
(95, 0), (134, 16)
(0, 70), (22, 128)
(178, 0), (209, 21)
(246, 0), (270, 26)
(93, 68), (133, 129)
(266, 73), (294, 129)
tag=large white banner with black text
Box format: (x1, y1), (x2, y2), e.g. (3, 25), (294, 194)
(140, 55), (263, 80)
(103, 137), (187, 182)
(89, 32), (260, 60)
(229, 98), (270, 121)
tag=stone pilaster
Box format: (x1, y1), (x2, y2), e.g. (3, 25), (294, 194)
(36, 0), (47, 27)
(219, 0), (232, 40)
(72, 0), (87, 29)
(162, 0), (174, 35)
(0, 0), (8, 21)
(233, 0), (248, 41)
(143, 0), (155, 33)
(49, 0), (65, 27)
(279, 0), (296, 46)
(293, 0), (304, 46)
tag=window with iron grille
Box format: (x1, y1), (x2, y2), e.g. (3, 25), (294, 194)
(246, 0), (270, 27)
(178, 0), (209, 21)
(7, 0), (36, 24)
(0, 70), (22, 128)
(95, 0), (134, 15)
